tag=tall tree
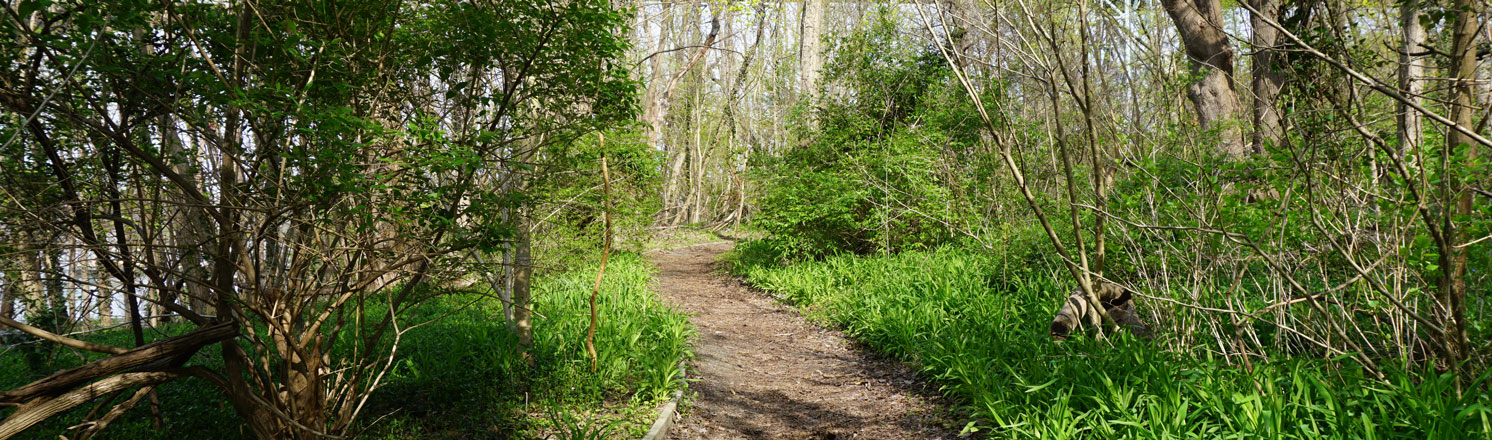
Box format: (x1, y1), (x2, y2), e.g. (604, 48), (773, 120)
(1160, 0), (1247, 157)
(1, 272), (13, 320)
(1441, 0), (1480, 378)
(800, 0), (826, 106)
(659, 8), (720, 224)
(1248, 0), (1285, 153)
(641, 2), (674, 176)
(1397, 0), (1426, 154)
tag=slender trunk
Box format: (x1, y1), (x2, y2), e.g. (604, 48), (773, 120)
(1248, 0), (1284, 154)
(1160, 0), (1246, 158)
(658, 9), (720, 223)
(1078, 0), (1106, 275)
(665, 146), (689, 223)
(1397, 0), (1425, 156)
(724, 5), (767, 134)
(162, 113), (214, 318)
(215, 6), (281, 438)
(1440, 0), (1479, 382)
(1, 271), (14, 320)
(42, 248), (66, 326)
(501, 242), (515, 326)
(16, 234), (44, 319)
(586, 146), (612, 372)
(513, 205), (534, 366)
(799, 0), (825, 107)
(641, 3), (673, 160)
(688, 84), (705, 224)
(92, 259), (111, 326)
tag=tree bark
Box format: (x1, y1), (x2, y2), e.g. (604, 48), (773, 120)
(586, 150), (612, 372)
(161, 114), (214, 318)
(0, 321), (234, 404)
(42, 248), (66, 323)
(1, 271), (13, 320)
(513, 204), (534, 365)
(799, 0), (825, 106)
(1440, 0), (1479, 379)
(659, 9), (720, 223)
(13, 235), (43, 319)
(641, 2), (673, 172)
(0, 371), (183, 439)
(501, 241), (516, 326)
(92, 262), (111, 326)
(1160, 0), (1247, 158)
(1248, 0), (1284, 154)
(1397, 0), (1426, 154)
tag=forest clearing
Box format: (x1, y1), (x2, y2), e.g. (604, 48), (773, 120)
(1, 0), (1490, 439)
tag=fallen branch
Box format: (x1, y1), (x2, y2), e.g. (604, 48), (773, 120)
(0, 316), (127, 355)
(0, 371), (182, 438)
(0, 322), (236, 405)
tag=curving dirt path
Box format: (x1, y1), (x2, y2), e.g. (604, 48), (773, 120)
(650, 242), (958, 440)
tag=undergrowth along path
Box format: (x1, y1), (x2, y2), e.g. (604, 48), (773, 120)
(650, 242), (957, 440)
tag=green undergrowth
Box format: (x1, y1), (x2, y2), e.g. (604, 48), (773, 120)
(1, 252), (689, 439)
(725, 241), (1492, 439)
(0, 320), (241, 439)
(363, 252), (691, 439)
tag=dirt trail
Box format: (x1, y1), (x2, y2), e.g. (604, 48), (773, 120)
(650, 242), (958, 440)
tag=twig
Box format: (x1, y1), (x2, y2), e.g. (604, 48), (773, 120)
(587, 134), (613, 372)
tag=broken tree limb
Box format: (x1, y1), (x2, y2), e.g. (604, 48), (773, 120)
(1050, 283), (1150, 340)
(0, 321), (236, 405)
(0, 316), (128, 355)
(0, 371), (182, 439)
(72, 384), (156, 440)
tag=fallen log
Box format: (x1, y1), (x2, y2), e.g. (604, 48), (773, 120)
(1050, 283), (1150, 340)
(0, 321), (236, 405)
(0, 371), (183, 439)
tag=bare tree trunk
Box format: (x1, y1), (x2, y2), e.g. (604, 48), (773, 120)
(586, 149), (612, 371)
(42, 248), (66, 325)
(512, 204), (534, 366)
(724, 5), (767, 133)
(658, 9), (720, 223)
(1396, 0), (1426, 155)
(799, 0), (825, 106)
(1248, 0), (1284, 154)
(641, 2), (673, 172)
(1160, 0), (1246, 158)
(1, 272), (14, 321)
(92, 259), (111, 326)
(162, 115), (214, 318)
(501, 223), (516, 326)
(688, 83), (705, 224)
(1440, 0), (1479, 381)
(1078, 0), (1107, 275)
(16, 236), (43, 318)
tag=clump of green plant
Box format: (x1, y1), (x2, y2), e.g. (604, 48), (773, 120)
(359, 252), (691, 438)
(750, 7), (985, 261)
(726, 243), (1492, 439)
(532, 129), (663, 269)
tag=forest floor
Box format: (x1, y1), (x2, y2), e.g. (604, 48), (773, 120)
(649, 242), (959, 440)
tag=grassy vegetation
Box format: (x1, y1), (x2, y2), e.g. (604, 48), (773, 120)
(726, 241), (1492, 439)
(0, 252), (689, 439)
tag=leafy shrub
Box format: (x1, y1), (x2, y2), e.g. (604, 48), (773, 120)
(750, 8), (983, 260)
(0, 253), (689, 439)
